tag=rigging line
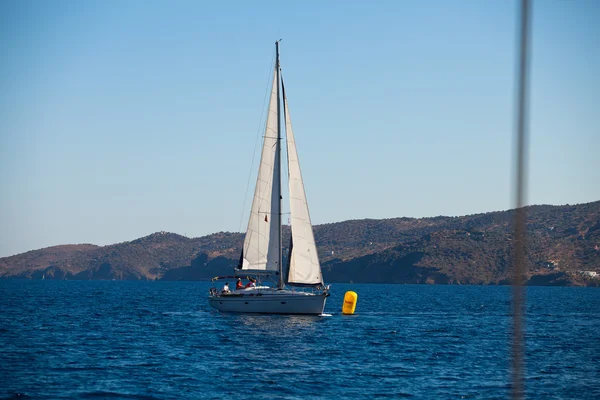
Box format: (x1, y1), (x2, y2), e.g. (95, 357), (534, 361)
(511, 0), (531, 399)
(238, 48), (277, 234)
(280, 71), (290, 219)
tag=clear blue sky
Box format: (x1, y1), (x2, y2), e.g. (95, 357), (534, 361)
(1, 0), (598, 257)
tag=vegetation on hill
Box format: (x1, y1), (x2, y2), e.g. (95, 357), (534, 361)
(1, 201), (598, 286)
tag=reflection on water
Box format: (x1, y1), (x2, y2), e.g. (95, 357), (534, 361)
(223, 313), (325, 336)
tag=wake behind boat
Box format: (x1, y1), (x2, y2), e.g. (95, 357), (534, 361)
(208, 41), (330, 315)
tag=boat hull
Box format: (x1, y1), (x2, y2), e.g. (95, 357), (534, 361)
(209, 289), (328, 315)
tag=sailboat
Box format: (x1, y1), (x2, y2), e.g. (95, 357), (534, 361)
(208, 41), (330, 315)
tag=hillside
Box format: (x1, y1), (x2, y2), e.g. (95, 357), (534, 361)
(1, 201), (599, 286)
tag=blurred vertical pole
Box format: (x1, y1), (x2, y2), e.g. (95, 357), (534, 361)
(512, 0), (531, 399)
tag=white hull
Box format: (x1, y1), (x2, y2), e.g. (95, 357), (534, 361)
(209, 288), (328, 315)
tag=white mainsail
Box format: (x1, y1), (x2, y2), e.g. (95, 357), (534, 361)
(241, 65), (281, 273)
(283, 82), (323, 286)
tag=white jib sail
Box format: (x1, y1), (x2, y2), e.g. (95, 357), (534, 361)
(241, 66), (281, 272)
(283, 88), (323, 285)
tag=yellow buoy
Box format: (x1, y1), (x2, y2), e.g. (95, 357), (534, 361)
(342, 291), (358, 315)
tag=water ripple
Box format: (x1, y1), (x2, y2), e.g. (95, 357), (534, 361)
(1, 281), (599, 399)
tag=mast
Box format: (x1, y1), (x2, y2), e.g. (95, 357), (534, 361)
(276, 40), (283, 289)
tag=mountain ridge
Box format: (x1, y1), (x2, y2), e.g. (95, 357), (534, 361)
(1, 201), (599, 286)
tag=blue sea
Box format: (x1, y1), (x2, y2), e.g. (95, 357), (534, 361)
(1, 281), (599, 399)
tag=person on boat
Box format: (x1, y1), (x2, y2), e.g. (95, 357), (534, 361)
(222, 283), (230, 294)
(235, 278), (243, 290)
(245, 278), (256, 288)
